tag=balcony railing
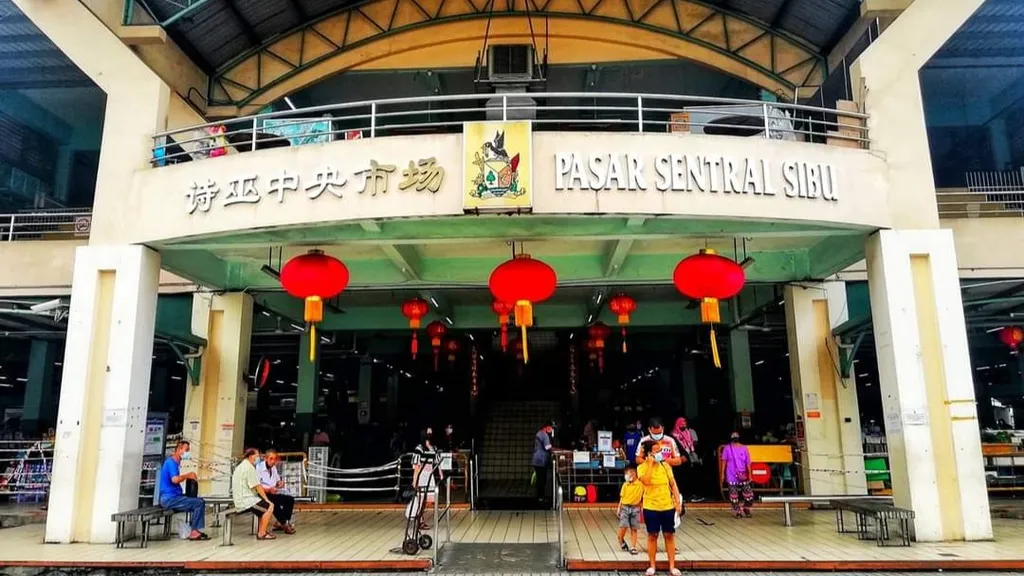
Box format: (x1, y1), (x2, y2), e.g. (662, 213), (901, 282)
(0, 210), (93, 241)
(937, 169), (1024, 218)
(152, 92), (869, 166)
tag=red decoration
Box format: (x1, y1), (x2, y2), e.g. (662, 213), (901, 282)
(588, 323), (611, 373)
(401, 298), (429, 359)
(672, 249), (745, 368)
(470, 344), (479, 397)
(608, 293), (637, 353)
(1000, 326), (1024, 353)
(585, 338), (600, 368)
(426, 321), (447, 370)
(750, 462), (771, 486)
(488, 254), (557, 364)
(444, 337), (461, 367)
(568, 343), (578, 395)
(280, 250), (349, 363)
(492, 300), (514, 352)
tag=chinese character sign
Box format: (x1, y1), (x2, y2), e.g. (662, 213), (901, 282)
(184, 158), (446, 214)
(463, 121), (532, 212)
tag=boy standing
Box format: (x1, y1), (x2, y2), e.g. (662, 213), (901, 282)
(616, 464), (643, 555)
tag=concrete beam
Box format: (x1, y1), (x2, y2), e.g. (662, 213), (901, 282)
(119, 25), (168, 46)
(380, 244), (423, 281)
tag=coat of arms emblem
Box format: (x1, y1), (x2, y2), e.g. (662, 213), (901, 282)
(470, 131), (526, 200)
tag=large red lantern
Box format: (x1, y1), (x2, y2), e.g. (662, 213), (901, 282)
(488, 253), (557, 363)
(401, 298), (429, 359)
(280, 250), (349, 362)
(492, 300), (514, 352)
(427, 320), (447, 371)
(1000, 326), (1024, 353)
(608, 293), (637, 353)
(588, 322), (611, 373)
(673, 248), (745, 368)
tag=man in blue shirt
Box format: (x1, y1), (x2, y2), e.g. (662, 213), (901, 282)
(532, 421), (555, 504)
(623, 423), (642, 464)
(158, 440), (208, 540)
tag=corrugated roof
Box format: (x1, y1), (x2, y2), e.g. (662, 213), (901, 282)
(141, 0), (862, 74)
(0, 0), (92, 90)
(935, 0), (1024, 60)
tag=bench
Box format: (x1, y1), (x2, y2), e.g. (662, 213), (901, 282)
(218, 495), (315, 546)
(832, 498), (914, 547)
(111, 506), (175, 548)
(761, 494), (893, 527)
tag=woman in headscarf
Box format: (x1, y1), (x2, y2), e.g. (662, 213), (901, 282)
(670, 417), (703, 502)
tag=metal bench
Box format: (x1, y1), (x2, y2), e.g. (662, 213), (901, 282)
(761, 494), (893, 527)
(111, 506), (174, 548)
(217, 495), (315, 546)
(832, 498), (914, 547)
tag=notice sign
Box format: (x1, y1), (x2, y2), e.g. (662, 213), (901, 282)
(597, 430), (613, 452)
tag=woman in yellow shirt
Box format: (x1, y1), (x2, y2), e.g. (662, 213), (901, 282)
(638, 440), (682, 576)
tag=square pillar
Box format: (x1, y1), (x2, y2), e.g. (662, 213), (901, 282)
(866, 229), (992, 541)
(785, 282), (865, 496)
(22, 340), (58, 436)
(184, 293), (253, 496)
(728, 331), (755, 421)
(45, 245), (160, 544)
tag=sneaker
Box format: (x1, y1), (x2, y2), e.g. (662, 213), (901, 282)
(690, 496), (705, 503)
(620, 540), (629, 551)
(743, 510), (752, 518)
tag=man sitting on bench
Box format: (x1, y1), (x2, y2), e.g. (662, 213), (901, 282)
(158, 440), (209, 541)
(257, 449), (296, 534)
(232, 447), (277, 540)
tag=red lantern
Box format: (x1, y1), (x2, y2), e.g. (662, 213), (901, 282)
(492, 300), (514, 352)
(1000, 326), (1024, 353)
(427, 320), (447, 371)
(608, 293), (637, 353)
(673, 249), (745, 368)
(444, 337), (461, 367)
(588, 322), (611, 373)
(401, 298), (429, 359)
(488, 254), (557, 364)
(280, 250), (349, 362)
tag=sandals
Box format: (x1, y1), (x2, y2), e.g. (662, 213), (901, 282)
(188, 532), (210, 541)
(645, 568), (656, 576)
(670, 568), (682, 576)
(620, 540), (629, 551)
(257, 533), (277, 540)
(630, 548), (639, 555)
(283, 525), (296, 535)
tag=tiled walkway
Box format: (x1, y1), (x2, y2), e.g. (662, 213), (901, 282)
(1, 508), (1022, 570)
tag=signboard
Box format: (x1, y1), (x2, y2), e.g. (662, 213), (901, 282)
(750, 462), (771, 485)
(463, 121), (532, 212)
(73, 216), (91, 237)
(262, 117), (333, 146)
(143, 414), (168, 457)
(597, 430), (613, 452)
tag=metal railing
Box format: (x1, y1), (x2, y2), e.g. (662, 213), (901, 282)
(556, 485), (565, 567)
(1, 210), (92, 241)
(0, 439), (53, 501)
(937, 168), (1024, 218)
(151, 92), (870, 165)
(432, 475), (453, 566)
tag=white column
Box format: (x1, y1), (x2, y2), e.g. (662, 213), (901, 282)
(866, 229), (991, 541)
(785, 282), (865, 496)
(45, 245), (160, 544)
(184, 292), (253, 496)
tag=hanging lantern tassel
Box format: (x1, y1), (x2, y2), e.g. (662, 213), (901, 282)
(500, 316), (509, 352)
(700, 296), (721, 368)
(514, 300), (534, 364)
(411, 332), (419, 359)
(304, 295), (324, 362)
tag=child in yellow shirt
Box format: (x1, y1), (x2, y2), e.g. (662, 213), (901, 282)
(616, 464), (643, 555)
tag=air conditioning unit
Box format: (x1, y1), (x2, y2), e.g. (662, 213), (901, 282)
(487, 44), (534, 83)
(675, 104), (801, 141)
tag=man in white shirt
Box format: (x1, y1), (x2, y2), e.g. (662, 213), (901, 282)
(256, 449), (296, 534)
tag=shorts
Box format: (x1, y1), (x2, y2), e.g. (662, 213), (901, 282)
(244, 501), (271, 517)
(618, 504), (641, 528)
(643, 509), (676, 534)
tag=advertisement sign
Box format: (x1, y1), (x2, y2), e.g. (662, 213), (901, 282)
(463, 121), (532, 212)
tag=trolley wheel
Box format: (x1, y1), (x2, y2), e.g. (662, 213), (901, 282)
(402, 538), (420, 555)
(419, 534), (433, 550)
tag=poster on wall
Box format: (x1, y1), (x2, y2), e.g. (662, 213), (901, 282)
(463, 121), (532, 212)
(262, 117), (333, 146)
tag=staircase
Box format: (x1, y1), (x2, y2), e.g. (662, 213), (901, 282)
(477, 400), (560, 506)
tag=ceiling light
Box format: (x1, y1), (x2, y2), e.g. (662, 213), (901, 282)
(284, 96), (297, 110)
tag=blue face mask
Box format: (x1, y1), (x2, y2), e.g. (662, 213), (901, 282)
(651, 433), (664, 441)
(255, 457), (263, 466)
(181, 451), (192, 461)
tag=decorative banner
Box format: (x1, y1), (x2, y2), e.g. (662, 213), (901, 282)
(463, 121), (532, 212)
(470, 344), (479, 397)
(263, 118), (333, 146)
(568, 343), (578, 395)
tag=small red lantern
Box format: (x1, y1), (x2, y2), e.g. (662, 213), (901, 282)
(492, 300), (514, 352)
(608, 293), (637, 353)
(489, 253), (557, 364)
(280, 250), (349, 362)
(586, 338), (600, 367)
(673, 248), (745, 368)
(1000, 326), (1024, 353)
(401, 298), (429, 359)
(750, 462), (771, 486)
(427, 320), (447, 370)
(588, 322), (611, 373)
(444, 337), (461, 367)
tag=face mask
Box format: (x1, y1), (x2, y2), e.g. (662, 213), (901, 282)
(181, 451), (192, 461)
(625, 475), (634, 483)
(651, 433), (664, 441)
(255, 457), (263, 466)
